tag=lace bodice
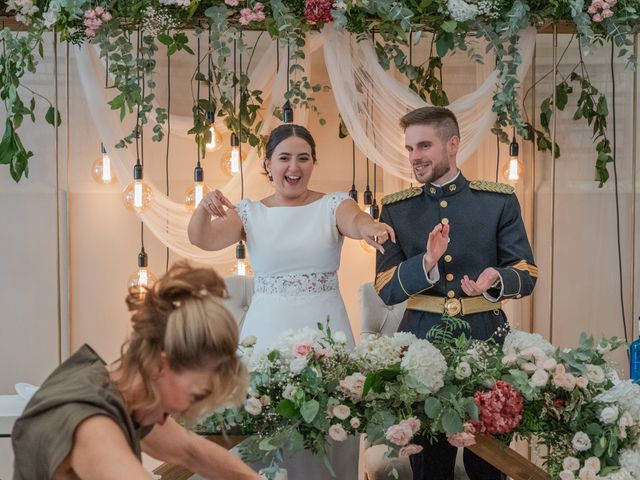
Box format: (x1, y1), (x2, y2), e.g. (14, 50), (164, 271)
(236, 193), (350, 288)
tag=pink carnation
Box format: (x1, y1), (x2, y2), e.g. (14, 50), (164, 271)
(304, 0), (333, 23)
(472, 381), (523, 435)
(225, 0), (240, 5)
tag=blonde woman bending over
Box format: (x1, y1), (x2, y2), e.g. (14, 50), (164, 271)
(12, 262), (260, 480)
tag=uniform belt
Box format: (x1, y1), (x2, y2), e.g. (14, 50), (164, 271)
(406, 295), (501, 317)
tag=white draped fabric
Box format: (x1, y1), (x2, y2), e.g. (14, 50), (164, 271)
(323, 26), (536, 181)
(75, 28), (535, 260)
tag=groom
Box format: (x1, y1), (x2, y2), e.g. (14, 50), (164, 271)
(375, 106), (537, 480)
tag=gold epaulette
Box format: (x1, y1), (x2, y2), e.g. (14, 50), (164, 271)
(469, 180), (514, 194)
(381, 187), (423, 206)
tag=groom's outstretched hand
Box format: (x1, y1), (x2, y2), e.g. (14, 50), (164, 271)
(423, 223), (449, 271)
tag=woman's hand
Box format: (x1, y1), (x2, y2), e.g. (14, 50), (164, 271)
(201, 189), (235, 219)
(360, 221), (396, 254)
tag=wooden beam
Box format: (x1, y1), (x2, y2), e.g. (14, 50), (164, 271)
(467, 434), (550, 480)
(1, 16), (28, 31)
(153, 435), (247, 480)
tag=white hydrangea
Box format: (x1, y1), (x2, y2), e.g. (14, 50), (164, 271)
(355, 335), (403, 370)
(600, 469), (635, 480)
(446, 0), (478, 22)
(390, 331), (418, 349)
(596, 381), (640, 422)
(503, 330), (555, 357)
(401, 339), (447, 395)
(619, 450), (640, 478)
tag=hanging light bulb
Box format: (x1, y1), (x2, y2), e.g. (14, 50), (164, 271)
(232, 240), (253, 276)
(91, 143), (117, 185)
(502, 131), (522, 185)
(205, 111), (223, 152)
(220, 133), (246, 177)
(185, 165), (211, 211)
(127, 247), (157, 300)
(123, 163), (153, 213)
(362, 186), (373, 213)
(369, 199), (380, 220)
(282, 99), (294, 123)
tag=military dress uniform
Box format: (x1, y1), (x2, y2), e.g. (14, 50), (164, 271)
(374, 172), (537, 480)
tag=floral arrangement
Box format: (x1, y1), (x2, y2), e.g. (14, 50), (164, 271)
(1, 0), (638, 183)
(197, 318), (640, 480)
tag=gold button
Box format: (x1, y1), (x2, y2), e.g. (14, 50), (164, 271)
(444, 255), (452, 262)
(449, 184), (457, 191)
(440, 200), (448, 208)
(429, 187), (436, 194)
(446, 273), (454, 281)
(441, 218), (449, 225)
(447, 290), (455, 298)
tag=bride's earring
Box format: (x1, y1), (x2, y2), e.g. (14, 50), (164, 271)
(267, 171), (273, 181)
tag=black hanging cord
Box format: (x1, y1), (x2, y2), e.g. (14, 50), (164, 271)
(139, 29), (145, 167)
(239, 29), (245, 201)
(495, 135), (500, 182)
(196, 32), (202, 167)
(610, 41), (628, 345)
(135, 28), (141, 166)
(165, 31), (172, 272)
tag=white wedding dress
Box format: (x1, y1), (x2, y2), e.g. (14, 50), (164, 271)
(237, 192), (355, 349)
(237, 192), (358, 480)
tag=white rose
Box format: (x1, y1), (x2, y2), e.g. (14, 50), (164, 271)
(530, 369), (549, 387)
(501, 353), (518, 367)
(571, 432), (592, 452)
(542, 358), (557, 370)
(599, 406), (619, 424)
(585, 365), (605, 384)
(333, 331), (347, 344)
(289, 357), (308, 374)
(559, 471), (576, 480)
(584, 457), (600, 473)
(455, 362), (472, 379)
(329, 424), (348, 442)
(522, 362), (538, 374)
(350, 417), (361, 429)
(245, 397), (263, 416)
(240, 335), (257, 348)
(333, 404), (351, 420)
(578, 467), (597, 480)
(562, 456), (580, 471)
(283, 384), (297, 400)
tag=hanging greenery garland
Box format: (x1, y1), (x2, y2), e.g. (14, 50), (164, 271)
(0, 0), (638, 183)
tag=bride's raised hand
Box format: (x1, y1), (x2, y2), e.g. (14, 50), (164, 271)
(201, 189), (236, 219)
(361, 221), (396, 254)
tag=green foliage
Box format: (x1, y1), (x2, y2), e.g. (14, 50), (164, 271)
(1, 0), (639, 182)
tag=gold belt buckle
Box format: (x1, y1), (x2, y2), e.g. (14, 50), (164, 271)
(444, 298), (462, 316)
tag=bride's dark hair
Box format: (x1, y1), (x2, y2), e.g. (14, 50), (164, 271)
(263, 124), (317, 176)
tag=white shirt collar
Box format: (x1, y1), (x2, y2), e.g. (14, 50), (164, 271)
(430, 170), (460, 188)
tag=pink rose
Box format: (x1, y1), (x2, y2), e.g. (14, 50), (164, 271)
(254, 2), (264, 10)
(314, 348), (333, 360)
(401, 417), (421, 435)
(339, 373), (366, 401)
(385, 423), (413, 446)
(446, 431), (476, 447)
(245, 397), (262, 415)
(399, 444), (424, 457)
(259, 395), (271, 406)
(329, 424), (348, 442)
(576, 376), (589, 389)
(592, 13), (603, 22)
(239, 7), (253, 25)
(333, 404), (351, 420)
(294, 342), (313, 357)
(350, 417), (361, 429)
(225, 0), (240, 5)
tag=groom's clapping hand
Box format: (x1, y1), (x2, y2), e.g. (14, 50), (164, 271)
(423, 223), (449, 271)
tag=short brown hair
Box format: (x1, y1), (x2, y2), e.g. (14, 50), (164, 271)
(400, 107), (460, 142)
(117, 262), (247, 420)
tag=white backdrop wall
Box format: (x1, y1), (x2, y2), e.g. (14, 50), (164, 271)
(0, 31), (639, 478)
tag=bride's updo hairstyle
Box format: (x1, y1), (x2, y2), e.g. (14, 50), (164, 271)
(116, 261), (247, 419)
(263, 124), (317, 177)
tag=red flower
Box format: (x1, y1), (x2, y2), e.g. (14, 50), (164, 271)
(472, 380), (523, 435)
(304, 0), (333, 24)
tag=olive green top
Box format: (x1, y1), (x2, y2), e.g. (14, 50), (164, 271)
(12, 344), (153, 479)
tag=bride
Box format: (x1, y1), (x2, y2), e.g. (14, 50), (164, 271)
(188, 123), (395, 479)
